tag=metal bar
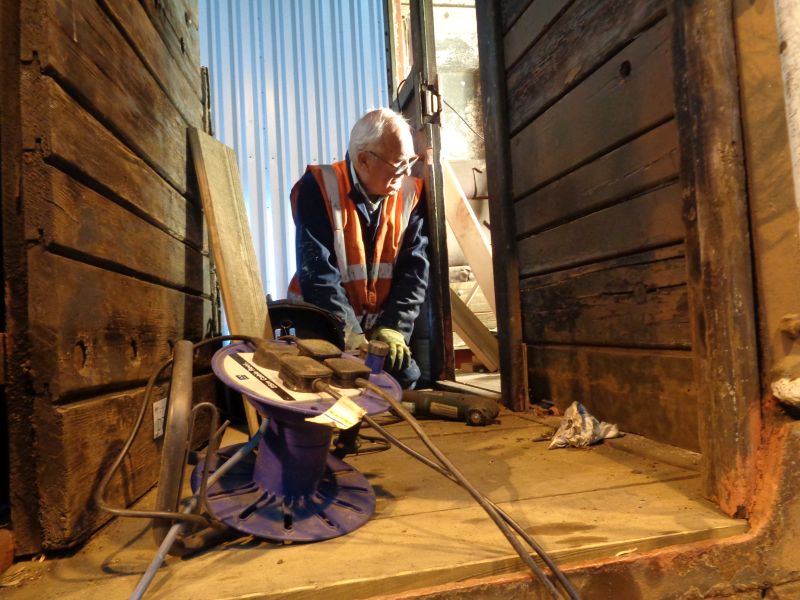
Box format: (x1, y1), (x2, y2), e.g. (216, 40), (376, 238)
(130, 418), (270, 600)
(410, 0), (454, 382)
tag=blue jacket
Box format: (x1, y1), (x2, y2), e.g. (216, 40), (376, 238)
(291, 156), (429, 340)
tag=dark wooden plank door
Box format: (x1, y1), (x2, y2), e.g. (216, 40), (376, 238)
(481, 0), (699, 450)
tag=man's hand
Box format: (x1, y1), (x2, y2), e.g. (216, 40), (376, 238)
(371, 327), (410, 370)
(345, 330), (368, 352)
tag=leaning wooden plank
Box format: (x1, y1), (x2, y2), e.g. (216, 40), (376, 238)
(449, 288), (499, 372)
(443, 159), (496, 315)
(189, 128), (269, 434)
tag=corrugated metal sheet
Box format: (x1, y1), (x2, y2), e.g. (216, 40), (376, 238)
(199, 0), (389, 297)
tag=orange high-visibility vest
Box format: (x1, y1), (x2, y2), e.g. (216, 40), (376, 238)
(288, 160), (423, 332)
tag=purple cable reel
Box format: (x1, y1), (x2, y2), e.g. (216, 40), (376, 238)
(191, 341), (398, 542)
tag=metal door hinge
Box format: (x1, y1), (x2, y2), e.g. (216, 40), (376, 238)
(421, 83), (442, 123)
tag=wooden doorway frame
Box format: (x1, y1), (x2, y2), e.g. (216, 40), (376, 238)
(385, 0), (455, 385)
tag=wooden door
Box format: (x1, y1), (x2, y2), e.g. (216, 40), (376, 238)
(478, 0), (764, 515)
(479, 0), (698, 449)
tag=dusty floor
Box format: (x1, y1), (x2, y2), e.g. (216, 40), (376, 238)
(0, 407), (745, 600)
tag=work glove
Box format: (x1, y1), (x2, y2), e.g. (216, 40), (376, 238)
(370, 327), (411, 371)
(345, 330), (368, 353)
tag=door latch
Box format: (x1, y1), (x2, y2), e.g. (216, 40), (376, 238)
(421, 83), (442, 123)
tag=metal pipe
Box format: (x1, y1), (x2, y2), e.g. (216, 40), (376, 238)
(130, 417), (270, 600)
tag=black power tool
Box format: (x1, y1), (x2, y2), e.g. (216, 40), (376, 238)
(401, 390), (499, 426)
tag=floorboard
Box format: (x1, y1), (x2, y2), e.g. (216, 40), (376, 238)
(0, 412), (745, 600)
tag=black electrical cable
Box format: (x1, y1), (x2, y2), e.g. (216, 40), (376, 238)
(352, 379), (582, 600)
(361, 414), (581, 600)
(94, 334), (256, 525)
(442, 97), (485, 141)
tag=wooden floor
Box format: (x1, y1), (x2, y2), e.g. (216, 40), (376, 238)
(0, 410), (746, 600)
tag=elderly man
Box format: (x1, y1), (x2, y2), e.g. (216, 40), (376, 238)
(287, 108), (429, 389)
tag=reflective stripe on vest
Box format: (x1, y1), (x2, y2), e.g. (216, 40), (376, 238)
(319, 165), (351, 285)
(288, 161), (422, 331)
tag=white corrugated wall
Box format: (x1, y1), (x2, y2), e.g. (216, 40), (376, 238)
(198, 1), (390, 297)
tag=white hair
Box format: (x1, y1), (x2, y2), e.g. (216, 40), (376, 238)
(348, 108), (412, 159)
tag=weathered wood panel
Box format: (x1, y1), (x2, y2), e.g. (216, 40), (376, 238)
(26, 162), (209, 294)
(10, 0), (210, 554)
(35, 373), (216, 547)
(504, 0), (572, 69)
(673, 0), (761, 514)
(510, 15), (674, 194)
(529, 345), (699, 450)
(27, 249), (212, 402)
(98, 0), (202, 123)
(734, 0), (800, 376)
(1, 0), (43, 555)
(139, 0), (201, 95)
(41, 0), (191, 192)
(506, 0), (665, 133)
(518, 182), (684, 277)
(501, 0), (534, 33)
(35, 79), (204, 249)
(450, 288), (500, 372)
(515, 119), (679, 236)
(521, 246), (690, 348)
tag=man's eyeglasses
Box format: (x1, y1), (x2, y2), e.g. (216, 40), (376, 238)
(367, 150), (419, 176)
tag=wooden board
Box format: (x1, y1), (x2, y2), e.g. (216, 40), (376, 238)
(189, 128), (268, 433)
(36, 78), (204, 249)
(97, 0), (202, 123)
(34, 373), (215, 547)
(504, 0), (572, 69)
(734, 0), (800, 376)
(449, 288), (500, 372)
(520, 245), (690, 349)
(501, 0), (534, 33)
(673, 0), (761, 512)
(443, 159), (496, 315)
(138, 0), (201, 100)
(26, 162), (209, 294)
(506, 0), (666, 133)
(528, 344), (699, 450)
(514, 119), (679, 236)
(510, 15), (674, 194)
(27, 249), (213, 402)
(517, 182), (684, 277)
(189, 129), (268, 339)
(8, 416), (751, 599)
(40, 0), (195, 193)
